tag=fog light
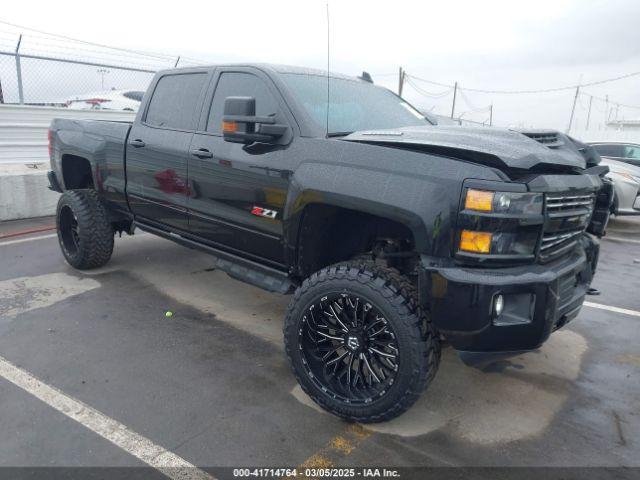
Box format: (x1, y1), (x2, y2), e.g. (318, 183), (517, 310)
(493, 294), (504, 317)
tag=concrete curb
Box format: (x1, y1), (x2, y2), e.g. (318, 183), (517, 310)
(0, 164), (59, 221)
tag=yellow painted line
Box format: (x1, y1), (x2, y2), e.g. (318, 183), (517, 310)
(292, 424), (372, 477)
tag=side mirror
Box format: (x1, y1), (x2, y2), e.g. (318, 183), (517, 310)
(222, 96), (288, 144)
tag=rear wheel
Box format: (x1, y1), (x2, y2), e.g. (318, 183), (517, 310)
(284, 261), (440, 422)
(56, 190), (114, 269)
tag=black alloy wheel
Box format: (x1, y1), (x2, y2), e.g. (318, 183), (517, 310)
(284, 261), (440, 422)
(58, 204), (81, 257)
(56, 190), (114, 269)
(300, 292), (400, 405)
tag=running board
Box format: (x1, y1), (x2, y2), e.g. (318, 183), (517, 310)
(134, 221), (294, 294)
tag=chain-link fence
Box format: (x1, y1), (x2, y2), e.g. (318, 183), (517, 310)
(0, 25), (205, 108)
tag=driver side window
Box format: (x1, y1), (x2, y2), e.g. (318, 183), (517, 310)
(207, 72), (280, 134)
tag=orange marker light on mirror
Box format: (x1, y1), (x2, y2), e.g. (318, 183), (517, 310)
(222, 121), (237, 133)
(459, 230), (492, 254)
(465, 189), (494, 212)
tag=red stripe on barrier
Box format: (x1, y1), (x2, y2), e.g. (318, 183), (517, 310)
(0, 225), (56, 240)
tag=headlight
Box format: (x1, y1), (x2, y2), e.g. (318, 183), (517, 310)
(459, 229), (539, 256)
(464, 189), (543, 215)
(458, 188), (543, 259)
(460, 230), (492, 253)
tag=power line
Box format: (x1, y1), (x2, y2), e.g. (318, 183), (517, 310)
(458, 89), (491, 113)
(406, 70), (640, 95)
(0, 19), (177, 61)
(404, 76), (452, 98)
(580, 90), (640, 111)
(404, 74), (451, 89)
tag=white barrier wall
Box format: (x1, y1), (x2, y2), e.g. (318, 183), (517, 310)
(570, 129), (640, 144)
(0, 104), (136, 165)
(0, 105), (135, 220)
(0, 165), (60, 221)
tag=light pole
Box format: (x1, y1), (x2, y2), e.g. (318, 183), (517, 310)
(97, 68), (110, 90)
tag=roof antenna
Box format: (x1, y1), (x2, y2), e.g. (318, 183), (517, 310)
(325, 0), (330, 138)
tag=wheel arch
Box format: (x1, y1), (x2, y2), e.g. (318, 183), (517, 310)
(282, 161), (459, 277)
(285, 194), (428, 279)
(60, 154), (95, 190)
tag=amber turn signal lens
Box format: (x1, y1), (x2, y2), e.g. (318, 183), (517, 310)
(465, 189), (494, 211)
(222, 121), (237, 133)
(460, 230), (492, 254)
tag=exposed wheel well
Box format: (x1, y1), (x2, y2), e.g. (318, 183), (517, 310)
(61, 154), (94, 190)
(295, 204), (417, 279)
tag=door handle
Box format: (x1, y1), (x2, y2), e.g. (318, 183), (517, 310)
(190, 148), (213, 159)
(129, 139), (146, 148)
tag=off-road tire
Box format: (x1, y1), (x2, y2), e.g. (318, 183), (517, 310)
(284, 260), (440, 423)
(56, 189), (114, 269)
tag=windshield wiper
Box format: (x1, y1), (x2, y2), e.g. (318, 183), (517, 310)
(327, 131), (353, 138)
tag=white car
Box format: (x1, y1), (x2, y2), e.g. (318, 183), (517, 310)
(65, 89), (144, 111)
(589, 142), (640, 215)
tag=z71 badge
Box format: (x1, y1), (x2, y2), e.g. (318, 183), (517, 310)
(251, 206), (278, 219)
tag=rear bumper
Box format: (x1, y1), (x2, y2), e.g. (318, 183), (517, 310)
(420, 234), (599, 352)
(47, 170), (63, 193)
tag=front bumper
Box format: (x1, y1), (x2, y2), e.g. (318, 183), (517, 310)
(421, 234), (599, 352)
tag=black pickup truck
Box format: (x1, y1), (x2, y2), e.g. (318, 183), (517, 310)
(48, 64), (612, 422)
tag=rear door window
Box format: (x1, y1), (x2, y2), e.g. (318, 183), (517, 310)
(145, 73), (207, 130)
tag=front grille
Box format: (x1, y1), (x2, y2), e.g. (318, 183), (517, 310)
(546, 194), (595, 211)
(539, 192), (595, 263)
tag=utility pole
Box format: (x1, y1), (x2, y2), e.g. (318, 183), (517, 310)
(97, 68), (109, 90)
(15, 34), (24, 105)
(398, 66), (405, 97)
(567, 85), (580, 132)
(489, 104), (493, 126)
(450, 81), (458, 119)
(585, 95), (593, 130)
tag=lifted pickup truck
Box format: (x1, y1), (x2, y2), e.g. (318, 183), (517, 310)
(48, 64), (613, 422)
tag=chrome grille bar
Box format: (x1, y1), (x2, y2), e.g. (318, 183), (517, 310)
(540, 230), (583, 251)
(539, 192), (595, 262)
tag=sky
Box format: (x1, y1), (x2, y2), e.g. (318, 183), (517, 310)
(1, 0), (639, 133)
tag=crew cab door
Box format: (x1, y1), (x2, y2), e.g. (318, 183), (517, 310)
(187, 67), (294, 268)
(126, 70), (209, 231)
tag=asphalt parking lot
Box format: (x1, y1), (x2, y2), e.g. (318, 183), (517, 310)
(0, 215), (639, 478)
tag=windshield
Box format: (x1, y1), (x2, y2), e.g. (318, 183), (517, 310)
(282, 73), (431, 135)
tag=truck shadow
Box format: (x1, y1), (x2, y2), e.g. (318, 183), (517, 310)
(292, 330), (587, 442)
(99, 233), (589, 443)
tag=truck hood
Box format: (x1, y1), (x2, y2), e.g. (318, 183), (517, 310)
(342, 125), (587, 172)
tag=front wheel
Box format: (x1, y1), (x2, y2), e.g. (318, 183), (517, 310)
(284, 261), (440, 423)
(56, 190), (114, 269)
